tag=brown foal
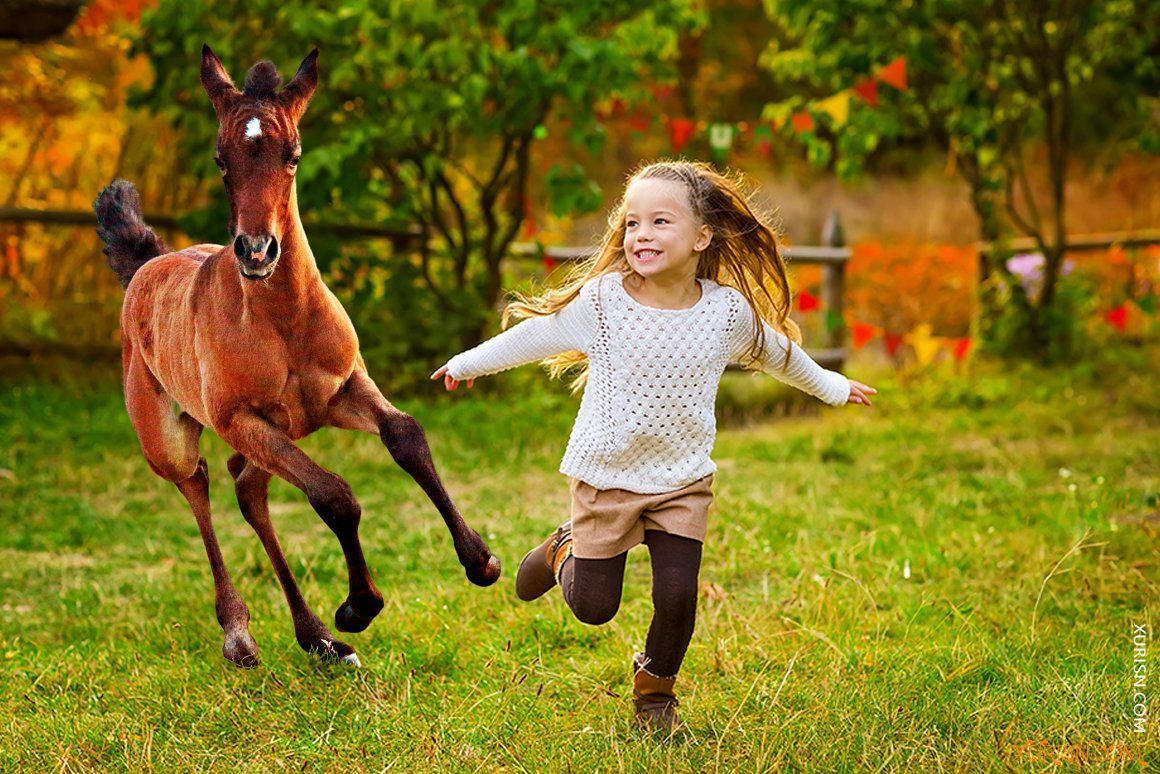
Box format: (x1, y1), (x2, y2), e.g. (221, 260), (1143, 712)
(93, 46), (500, 668)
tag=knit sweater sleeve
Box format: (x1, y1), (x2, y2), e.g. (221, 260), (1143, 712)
(443, 280), (600, 380)
(727, 292), (851, 406)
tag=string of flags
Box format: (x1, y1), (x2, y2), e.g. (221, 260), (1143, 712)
(588, 56), (910, 162)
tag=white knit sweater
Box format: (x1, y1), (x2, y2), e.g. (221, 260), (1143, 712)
(445, 273), (850, 494)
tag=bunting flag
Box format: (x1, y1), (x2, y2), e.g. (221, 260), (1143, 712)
(1104, 303), (1129, 331)
(952, 337), (972, 362)
(708, 123), (735, 160)
(1138, 293), (1157, 315)
(851, 322), (877, 349)
(542, 255), (558, 274)
(884, 331), (904, 357)
(825, 307), (844, 334)
(797, 289), (820, 312)
(753, 124), (774, 157)
(791, 110), (815, 134)
(877, 56), (908, 90)
(816, 92), (851, 127)
(668, 117), (696, 153)
(853, 77), (878, 107)
(909, 323), (941, 367)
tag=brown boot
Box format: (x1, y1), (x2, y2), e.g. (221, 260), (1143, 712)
(632, 653), (684, 732)
(514, 521), (573, 601)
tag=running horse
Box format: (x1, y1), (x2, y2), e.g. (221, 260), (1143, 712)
(93, 46), (500, 667)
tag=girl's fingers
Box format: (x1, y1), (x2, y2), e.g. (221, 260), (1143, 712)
(430, 366), (447, 380)
(466, 378), (475, 388)
(444, 374), (458, 391)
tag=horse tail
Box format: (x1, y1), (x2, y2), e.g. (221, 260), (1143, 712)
(93, 179), (169, 289)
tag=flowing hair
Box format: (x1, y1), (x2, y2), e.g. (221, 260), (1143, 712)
(504, 160), (802, 389)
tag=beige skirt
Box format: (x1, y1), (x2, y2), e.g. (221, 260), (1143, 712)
(569, 475), (715, 560)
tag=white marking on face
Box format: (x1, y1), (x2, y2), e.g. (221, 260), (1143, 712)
(245, 117), (262, 139)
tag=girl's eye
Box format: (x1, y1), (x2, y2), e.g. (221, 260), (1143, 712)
(655, 218), (669, 225)
(626, 220), (638, 228)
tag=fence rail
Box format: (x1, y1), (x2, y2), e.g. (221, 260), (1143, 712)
(1, 207), (852, 371)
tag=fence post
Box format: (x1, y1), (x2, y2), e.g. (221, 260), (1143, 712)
(821, 210), (847, 369)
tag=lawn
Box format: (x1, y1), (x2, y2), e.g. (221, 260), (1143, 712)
(0, 351), (1156, 770)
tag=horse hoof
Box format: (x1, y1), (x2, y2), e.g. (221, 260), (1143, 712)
(304, 635), (356, 664)
(335, 596), (384, 633)
(341, 652), (361, 667)
(465, 554), (502, 587)
(223, 630), (260, 668)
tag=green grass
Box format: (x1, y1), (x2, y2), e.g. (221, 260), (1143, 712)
(0, 352), (1156, 770)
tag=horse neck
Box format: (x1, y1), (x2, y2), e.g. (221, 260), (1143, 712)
(239, 186), (323, 306)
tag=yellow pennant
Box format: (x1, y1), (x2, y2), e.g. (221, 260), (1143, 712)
(815, 92), (851, 126)
(909, 323), (942, 367)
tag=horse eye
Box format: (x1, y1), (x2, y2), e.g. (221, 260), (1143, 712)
(213, 156), (226, 174)
(288, 154), (301, 167)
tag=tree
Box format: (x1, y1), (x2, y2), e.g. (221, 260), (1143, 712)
(762, 0), (1160, 359)
(133, 1), (701, 371)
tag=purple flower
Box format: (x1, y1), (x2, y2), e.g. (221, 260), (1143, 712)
(1005, 252), (1074, 298)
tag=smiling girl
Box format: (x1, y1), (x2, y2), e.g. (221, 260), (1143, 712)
(432, 161), (875, 732)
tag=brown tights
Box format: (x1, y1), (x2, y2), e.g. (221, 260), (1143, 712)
(557, 530), (702, 677)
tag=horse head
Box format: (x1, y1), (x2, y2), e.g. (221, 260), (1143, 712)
(200, 45), (317, 281)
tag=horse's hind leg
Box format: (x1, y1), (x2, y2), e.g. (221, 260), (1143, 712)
(124, 354), (258, 667)
(227, 453), (359, 665)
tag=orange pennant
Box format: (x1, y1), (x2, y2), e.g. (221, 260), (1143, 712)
(791, 111), (815, 134)
(877, 57), (907, 90)
(851, 322), (876, 349)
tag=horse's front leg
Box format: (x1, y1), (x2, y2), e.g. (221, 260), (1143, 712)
(219, 410), (382, 645)
(329, 369), (501, 590)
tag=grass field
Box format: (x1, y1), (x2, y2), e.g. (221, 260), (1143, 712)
(0, 351), (1156, 771)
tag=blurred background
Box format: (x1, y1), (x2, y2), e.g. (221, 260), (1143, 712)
(1, 0), (1155, 393)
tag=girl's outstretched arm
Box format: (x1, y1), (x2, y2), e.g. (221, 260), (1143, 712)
(728, 294), (875, 406)
(431, 284), (599, 391)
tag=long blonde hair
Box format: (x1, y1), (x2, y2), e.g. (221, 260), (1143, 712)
(505, 160), (802, 388)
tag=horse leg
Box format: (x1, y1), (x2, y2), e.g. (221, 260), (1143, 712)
(226, 453), (360, 664)
(123, 354), (258, 667)
(328, 370), (501, 593)
(219, 411), (384, 642)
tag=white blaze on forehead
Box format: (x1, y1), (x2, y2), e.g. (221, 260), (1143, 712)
(244, 117), (262, 140)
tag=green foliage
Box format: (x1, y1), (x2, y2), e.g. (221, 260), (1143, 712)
(0, 356), (1156, 767)
(132, 0), (701, 385)
(762, 0), (1160, 357)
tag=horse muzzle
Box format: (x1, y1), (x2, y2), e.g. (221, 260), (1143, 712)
(233, 233), (280, 280)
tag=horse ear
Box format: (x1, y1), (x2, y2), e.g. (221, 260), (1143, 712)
(280, 48), (319, 122)
(201, 44), (240, 116)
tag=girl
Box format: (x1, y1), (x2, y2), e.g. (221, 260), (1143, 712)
(432, 161), (876, 732)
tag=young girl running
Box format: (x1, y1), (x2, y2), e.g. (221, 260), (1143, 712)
(432, 161), (876, 731)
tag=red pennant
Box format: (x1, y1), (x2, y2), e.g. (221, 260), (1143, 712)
(851, 322), (876, 349)
(542, 256), (558, 274)
(629, 111), (652, 133)
(952, 337), (972, 361)
(668, 118), (696, 153)
(853, 77), (878, 107)
(884, 331), (904, 356)
(877, 57), (907, 90)
(796, 290), (820, 312)
(791, 111), (815, 134)
(1104, 304), (1129, 331)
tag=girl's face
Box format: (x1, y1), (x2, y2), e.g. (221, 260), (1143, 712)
(622, 177), (713, 282)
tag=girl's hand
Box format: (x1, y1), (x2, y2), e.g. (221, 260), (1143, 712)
(430, 365), (475, 391)
(847, 379), (877, 407)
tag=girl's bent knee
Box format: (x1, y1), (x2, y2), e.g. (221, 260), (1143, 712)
(570, 598), (620, 626)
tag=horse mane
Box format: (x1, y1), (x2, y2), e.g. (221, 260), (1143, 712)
(244, 61), (282, 99)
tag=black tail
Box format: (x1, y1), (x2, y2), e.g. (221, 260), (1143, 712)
(93, 179), (169, 289)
